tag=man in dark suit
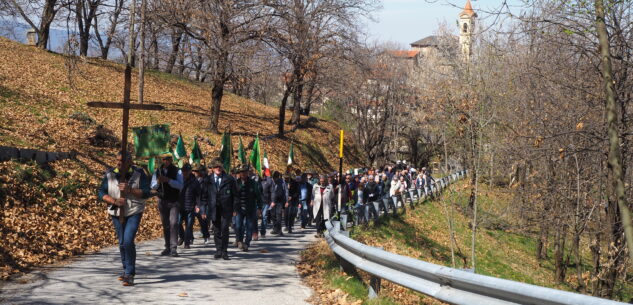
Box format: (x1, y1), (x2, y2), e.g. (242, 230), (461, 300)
(204, 157), (237, 260)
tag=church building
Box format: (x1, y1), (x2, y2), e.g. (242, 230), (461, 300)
(390, 0), (477, 62)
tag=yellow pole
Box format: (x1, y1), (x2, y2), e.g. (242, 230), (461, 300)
(338, 130), (344, 221)
(339, 130), (344, 158)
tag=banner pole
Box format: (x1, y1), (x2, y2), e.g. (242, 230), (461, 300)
(338, 130), (344, 221)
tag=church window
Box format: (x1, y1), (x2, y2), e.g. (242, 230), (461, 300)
(462, 22), (468, 33)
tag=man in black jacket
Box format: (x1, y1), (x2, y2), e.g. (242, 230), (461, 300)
(270, 171), (287, 236)
(285, 174), (300, 233)
(260, 174), (274, 238)
(178, 164), (200, 249)
(193, 164), (211, 244)
(298, 173), (312, 229)
(363, 176), (380, 224)
(151, 155), (183, 257)
(234, 164), (262, 251)
(204, 157), (237, 260)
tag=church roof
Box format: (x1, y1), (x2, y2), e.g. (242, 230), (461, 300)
(410, 36), (442, 48)
(387, 50), (420, 58)
(460, 0), (477, 17)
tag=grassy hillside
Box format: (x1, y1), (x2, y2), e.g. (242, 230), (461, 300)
(346, 181), (633, 303)
(0, 37), (362, 280)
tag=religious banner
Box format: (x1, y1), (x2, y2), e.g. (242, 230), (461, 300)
(132, 124), (171, 158)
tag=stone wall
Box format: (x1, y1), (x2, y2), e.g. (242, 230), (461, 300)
(0, 146), (76, 164)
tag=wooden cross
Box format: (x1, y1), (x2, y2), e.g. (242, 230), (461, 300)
(88, 65), (164, 224)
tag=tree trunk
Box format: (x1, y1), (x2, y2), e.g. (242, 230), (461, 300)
(194, 54), (204, 82)
(165, 28), (183, 74)
(137, 0), (146, 104)
(290, 66), (303, 125)
(553, 223), (566, 283)
(77, 0), (98, 56)
(209, 79), (224, 133)
(536, 221), (548, 260)
(151, 30), (159, 69)
(37, 0), (58, 49)
(590, 231), (602, 296)
(595, 0), (633, 264)
(304, 79), (316, 116)
(278, 83), (292, 137)
(94, 0), (123, 59)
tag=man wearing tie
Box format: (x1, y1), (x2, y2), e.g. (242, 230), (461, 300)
(204, 157), (237, 260)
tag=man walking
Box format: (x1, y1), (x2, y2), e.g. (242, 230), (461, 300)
(193, 164), (211, 244)
(260, 172), (274, 238)
(205, 157), (237, 260)
(270, 171), (287, 236)
(285, 174), (300, 233)
(151, 155), (183, 257)
(234, 164), (262, 251)
(98, 151), (151, 286)
(298, 173), (312, 229)
(311, 175), (334, 237)
(179, 164), (200, 249)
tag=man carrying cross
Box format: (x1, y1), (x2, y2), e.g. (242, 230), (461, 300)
(98, 151), (151, 286)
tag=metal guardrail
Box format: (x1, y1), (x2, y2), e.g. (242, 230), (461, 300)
(324, 170), (625, 305)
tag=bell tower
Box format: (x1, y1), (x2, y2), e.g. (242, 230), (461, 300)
(458, 0), (477, 60)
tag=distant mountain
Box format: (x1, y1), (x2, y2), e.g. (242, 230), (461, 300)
(0, 19), (121, 58)
(0, 19), (70, 52)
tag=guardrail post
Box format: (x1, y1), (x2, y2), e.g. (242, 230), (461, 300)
(332, 221), (358, 275)
(340, 212), (348, 231)
(368, 247), (384, 299)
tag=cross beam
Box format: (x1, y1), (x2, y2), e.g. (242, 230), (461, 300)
(88, 65), (165, 224)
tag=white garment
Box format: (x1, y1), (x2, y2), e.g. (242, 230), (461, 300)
(312, 184), (334, 220)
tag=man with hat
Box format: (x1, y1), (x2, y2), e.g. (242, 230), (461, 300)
(204, 157), (237, 260)
(192, 164), (211, 244)
(151, 154), (184, 257)
(234, 164), (262, 251)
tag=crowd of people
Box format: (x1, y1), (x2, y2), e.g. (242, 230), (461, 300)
(98, 151), (440, 286)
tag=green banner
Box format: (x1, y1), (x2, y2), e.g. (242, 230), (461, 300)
(174, 134), (187, 160)
(132, 124), (170, 158)
(190, 138), (203, 165)
(238, 136), (247, 165)
(249, 135), (261, 176)
(220, 132), (233, 173)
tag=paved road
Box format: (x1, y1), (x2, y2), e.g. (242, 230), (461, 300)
(1, 228), (316, 305)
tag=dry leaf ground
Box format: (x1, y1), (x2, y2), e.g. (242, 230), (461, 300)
(0, 37), (362, 280)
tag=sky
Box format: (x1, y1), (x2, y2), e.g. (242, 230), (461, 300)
(364, 0), (521, 48)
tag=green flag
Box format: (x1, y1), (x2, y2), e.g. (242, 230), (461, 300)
(238, 136), (247, 165)
(148, 157), (156, 174)
(190, 138), (203, 165)
(219, 132), (233, 173)
(249, 135), (261, 175)
(287, 143), (295, 166)
(174, 134), (187, 160)
(132, 124), (171, 158)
